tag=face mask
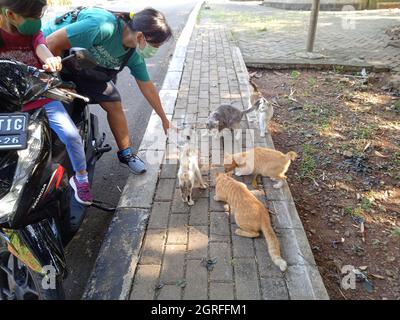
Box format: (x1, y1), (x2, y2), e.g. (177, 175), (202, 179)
(2, 9), (42, 36)
(15, 18), (42, 36)
(136, 40), (158, 59)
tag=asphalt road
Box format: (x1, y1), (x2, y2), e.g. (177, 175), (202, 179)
(57, 0), (200, 300)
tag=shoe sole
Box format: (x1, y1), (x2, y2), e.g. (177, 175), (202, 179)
(69, 177), (93, 206)
(119, 162), (147, 175)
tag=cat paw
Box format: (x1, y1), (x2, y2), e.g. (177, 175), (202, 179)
(200, 183), (208, 189)
(274, 258), (287, 272)
(223, 204), (230, 212)
(273, 181), (283, 189)
(188, 199), (195, 206)
(213, 195), (220, 201)
(260, 132), (265, 137)
(234, 170), (243, 176)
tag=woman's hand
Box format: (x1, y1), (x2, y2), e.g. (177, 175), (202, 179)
(162, 118), (175, 135)
(43, 56), (62, 72)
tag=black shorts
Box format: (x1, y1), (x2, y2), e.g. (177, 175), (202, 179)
(61, 73), (121, 104)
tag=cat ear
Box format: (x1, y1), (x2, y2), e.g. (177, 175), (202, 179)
(253, 98), (264, 110)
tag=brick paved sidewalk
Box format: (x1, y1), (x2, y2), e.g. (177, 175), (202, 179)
(202, 1), (400, 72)
(129, 18), (328, 300)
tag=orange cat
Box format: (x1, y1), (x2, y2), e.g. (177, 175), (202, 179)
(214, 172), (287, 271)
(224, 147), (297, 188)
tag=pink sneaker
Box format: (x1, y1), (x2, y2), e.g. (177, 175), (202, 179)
(69, 176), (93, 206)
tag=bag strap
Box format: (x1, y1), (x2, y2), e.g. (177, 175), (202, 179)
(55, 6), (87, 25)
(118, 47), (135, 72)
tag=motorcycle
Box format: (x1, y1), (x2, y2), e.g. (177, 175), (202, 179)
(0, 48), (114, 300)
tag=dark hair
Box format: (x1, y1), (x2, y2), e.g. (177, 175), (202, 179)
(112, 8), (173, 45)
(0, 0), (46, 17)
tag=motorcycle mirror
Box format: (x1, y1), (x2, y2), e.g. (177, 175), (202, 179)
(62, 47), (98, 69)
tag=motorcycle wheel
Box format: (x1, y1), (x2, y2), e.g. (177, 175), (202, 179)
(0, 239), (65, 300)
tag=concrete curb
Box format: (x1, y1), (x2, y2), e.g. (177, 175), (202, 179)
(232, 45), (330, 300)
(245, 59), (391, 73)
(83, 0), (205, 300)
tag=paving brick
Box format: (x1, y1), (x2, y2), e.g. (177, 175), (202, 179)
(254, 237), (285, 278)
(189, 198), (209, 226)
(209, 242), (233, 281)
(140, 229), (167, 265)
(267, 199), (304, 230)
(210, 211), (230, 242)
(192, 185), (210, 199)
(171, 188), (190, 214)
(160, 163), (178, 179)
(156, 284), (182, 300)
(209, 282), (235, 300)
(160, 245), (186, 284)
(285, 265), (321, 300)
(148, 202), (170, 229)
(183, 260), (208, 300)
(260, 276), (289, 300)
(188, 226), (208, 259)
(209, 188), (225, 212)
(233, 258), (261, 300)
(130, 265), (161, 300)
(276, 227), (317, 267)
(231, 224), (255, 258)
(167, 214), (188, 245)
(154, 179), (176, 201)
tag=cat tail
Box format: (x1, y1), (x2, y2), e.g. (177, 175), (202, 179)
(260, 213), (287, 272)
(241, 104), (256, 115)
(285, 151), (298, 161)
(249, 78), (261, 95)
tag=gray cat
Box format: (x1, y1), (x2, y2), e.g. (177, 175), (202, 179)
(206, 104), (255, 138)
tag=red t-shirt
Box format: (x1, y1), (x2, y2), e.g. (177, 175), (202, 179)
(0, 29), (53, 111)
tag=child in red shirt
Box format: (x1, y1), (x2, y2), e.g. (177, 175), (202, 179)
(0, 0), (93, 205)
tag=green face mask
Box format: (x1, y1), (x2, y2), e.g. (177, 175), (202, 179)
(2, 8), (42, 36)
(136, 41), (159, 59)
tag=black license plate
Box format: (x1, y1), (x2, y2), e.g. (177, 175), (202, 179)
(0, 113), (29, 150)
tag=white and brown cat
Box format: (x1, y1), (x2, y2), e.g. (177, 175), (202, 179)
(250, 78), (274, 137)
(178, 133), (208, 206)
(214, 172), (287, 272)
(224, 147), (297, 188)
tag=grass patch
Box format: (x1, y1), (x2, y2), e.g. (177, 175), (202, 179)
(391, 227), (400, 238)
(344, 206), (364, 219)
(299, 144), (317, 180)
(315, 117), (332, 133)
(354, 124), (377, 140)
(393, 100), (400, 113)
(393, 152), (400, 167)
(290, 70), (301, 80)
(360, 197), (373, 211)
(308, 77), (317, 88)
(303, 103), (321, 117)
(333, 65), (345, 74)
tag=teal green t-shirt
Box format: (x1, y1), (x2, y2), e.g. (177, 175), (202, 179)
(42, 7), (150, 82)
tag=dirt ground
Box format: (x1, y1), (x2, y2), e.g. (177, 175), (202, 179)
(250, 68), (400, 300)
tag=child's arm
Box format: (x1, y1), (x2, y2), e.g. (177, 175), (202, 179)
(36, 44), (62, 72)
(34, 32), (62, 72)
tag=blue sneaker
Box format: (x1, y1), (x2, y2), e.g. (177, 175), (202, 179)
(117, 148), (147, 175)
